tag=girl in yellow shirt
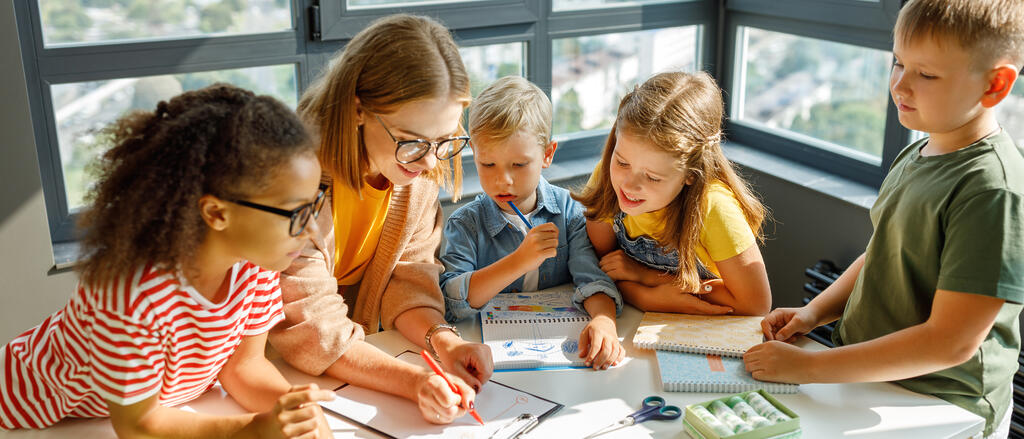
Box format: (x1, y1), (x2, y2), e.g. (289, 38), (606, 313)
(575, 72), (772, 316)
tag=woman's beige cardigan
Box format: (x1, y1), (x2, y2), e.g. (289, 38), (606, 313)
(268, 176), (446, 375)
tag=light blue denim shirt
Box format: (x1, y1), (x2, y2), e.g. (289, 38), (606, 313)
(440, 177), (622, 322)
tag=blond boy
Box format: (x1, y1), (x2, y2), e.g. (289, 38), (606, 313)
(744, 1), (1024, 437)
(439, 76), (625, 369)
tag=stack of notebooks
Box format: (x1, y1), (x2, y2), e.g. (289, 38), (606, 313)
(633, 312), (798, 394)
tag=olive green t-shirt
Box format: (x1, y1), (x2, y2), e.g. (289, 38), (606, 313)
(833, 130), (1024, 436)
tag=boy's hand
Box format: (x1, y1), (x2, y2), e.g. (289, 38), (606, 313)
(514, 223), (559, 270)
(761, 307), (819, 343)
(415, 371), (475, 424)
(598, 250), (647, 283)
(257, 384), (335, 439)
(743, 340), (813, 384)
(578, 315), (624, 370)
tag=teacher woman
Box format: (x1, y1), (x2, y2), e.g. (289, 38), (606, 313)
(268, 14), (493, 424)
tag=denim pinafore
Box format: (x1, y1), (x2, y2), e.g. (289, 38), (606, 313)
(611, 212), (716, 280)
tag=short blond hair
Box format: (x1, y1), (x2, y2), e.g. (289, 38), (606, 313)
(468, 76), (552, 148)
(895, 0), (1024, 70)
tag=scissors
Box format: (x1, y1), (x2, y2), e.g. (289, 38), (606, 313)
(582, 396), (682, 438)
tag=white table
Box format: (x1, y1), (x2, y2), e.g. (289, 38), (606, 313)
(0, 305), (985, 438)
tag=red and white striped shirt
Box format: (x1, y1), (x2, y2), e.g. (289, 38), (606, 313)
(0, 261), (284, 429)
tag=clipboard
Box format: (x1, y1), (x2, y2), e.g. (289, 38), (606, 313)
(319, 350), (562, 439)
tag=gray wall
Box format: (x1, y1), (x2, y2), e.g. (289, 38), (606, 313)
(0, 1), (80, 344)
(740, 166), (873, 308)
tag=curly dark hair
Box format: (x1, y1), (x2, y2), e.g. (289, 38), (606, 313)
(76, 83), (315, 287)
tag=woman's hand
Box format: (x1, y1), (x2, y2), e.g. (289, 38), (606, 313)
(254, 384), (336, 439)
(415, 371), (476, 424)
(435, 339), (494, 392)
(578, 315), (624, 370)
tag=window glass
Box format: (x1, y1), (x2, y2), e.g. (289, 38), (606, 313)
(39, 0), (292, 47)
(551, 26), (699, 136)
(995, 84), (1024, 149)
(554, 0), (694, 12)
(734, 27), (892, 162)
(459, 42), (526, 98)
(348, 0), (476, 9)
(52, 64), (298, 210)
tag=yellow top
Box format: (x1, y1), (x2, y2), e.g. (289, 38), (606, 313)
(332, 179), (393, 285)
(601, 180), (755, 276)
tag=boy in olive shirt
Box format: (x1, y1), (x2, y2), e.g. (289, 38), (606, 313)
(743, 0), (1024, 437)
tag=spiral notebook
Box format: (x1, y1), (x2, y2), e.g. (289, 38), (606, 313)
(655, 350), (798, 393)
(632, 312), (765, 357)
(480, 287), (591, 371)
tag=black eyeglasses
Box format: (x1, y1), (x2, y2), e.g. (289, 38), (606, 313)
(226, 183), (330, 237)
(374, 115), (470, 164)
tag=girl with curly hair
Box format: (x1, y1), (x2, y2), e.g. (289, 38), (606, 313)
(0, 84), (336, 438)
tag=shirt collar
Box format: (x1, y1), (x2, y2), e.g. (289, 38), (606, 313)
(480, 177), (563, 238)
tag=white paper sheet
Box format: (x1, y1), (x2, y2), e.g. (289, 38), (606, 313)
(319, 351), (561, 439)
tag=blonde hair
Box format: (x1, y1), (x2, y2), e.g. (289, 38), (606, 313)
(297, 14), (469, 197)
(573, 71), (766, 293)
(468, 76), (552, 148)
(895, 0), (1024, 70)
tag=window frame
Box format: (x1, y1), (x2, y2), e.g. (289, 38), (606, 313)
(15, 0), (312, 244)
(721, 0), (910, 187)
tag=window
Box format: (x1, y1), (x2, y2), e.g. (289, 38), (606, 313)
(995, 83), (1024, 149)
(16, 0), (305, 244)
(53, 66), (298, 210)
(722, 0), (908, 186)
(732, 27), (891, 164)
(19, 0), (713, 247)
(552, 26), (700, 135)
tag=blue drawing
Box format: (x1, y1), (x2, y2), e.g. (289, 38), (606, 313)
(562, 339), (579, 354)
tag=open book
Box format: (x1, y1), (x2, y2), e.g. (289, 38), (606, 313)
(632, 312), (765, 357)
(480, 285), (591, 371)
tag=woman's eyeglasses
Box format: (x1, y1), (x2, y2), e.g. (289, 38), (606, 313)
(226, 183), (329, 236)
(375, 115), (470, 164)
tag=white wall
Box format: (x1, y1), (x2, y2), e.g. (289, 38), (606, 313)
(0, 1), (79, 344)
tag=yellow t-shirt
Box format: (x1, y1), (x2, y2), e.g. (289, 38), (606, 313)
(601, 181), (755, 277)
(332, 179), (393, 286)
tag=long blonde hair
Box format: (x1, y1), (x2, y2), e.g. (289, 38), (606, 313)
(297, 14), (469, 197)
(573, 71), (765, 292)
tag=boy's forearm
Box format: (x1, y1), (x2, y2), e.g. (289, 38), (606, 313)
(466, 251), (532, 308)
(582, 292), (617, 320)
(805, 321), (974, 383)
(110, 398), (261, 439)
(326, 340), (428, 402)
(638, 266), (675, 287)
(806, 254), (865, 327)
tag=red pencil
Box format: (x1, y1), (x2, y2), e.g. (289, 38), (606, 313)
(420, 350), (485, 425)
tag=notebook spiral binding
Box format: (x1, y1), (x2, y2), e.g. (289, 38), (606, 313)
(487, 316), (590, 325)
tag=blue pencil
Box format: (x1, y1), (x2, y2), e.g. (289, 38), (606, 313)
(507, 201), (532, 230)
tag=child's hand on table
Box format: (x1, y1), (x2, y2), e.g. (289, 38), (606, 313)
(578, 315), (624, 370)
(743, 340), (814, 384)
(514, 223), (559, 270)
(760, 306), (820, 343)
(257, 384), (336, 439)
